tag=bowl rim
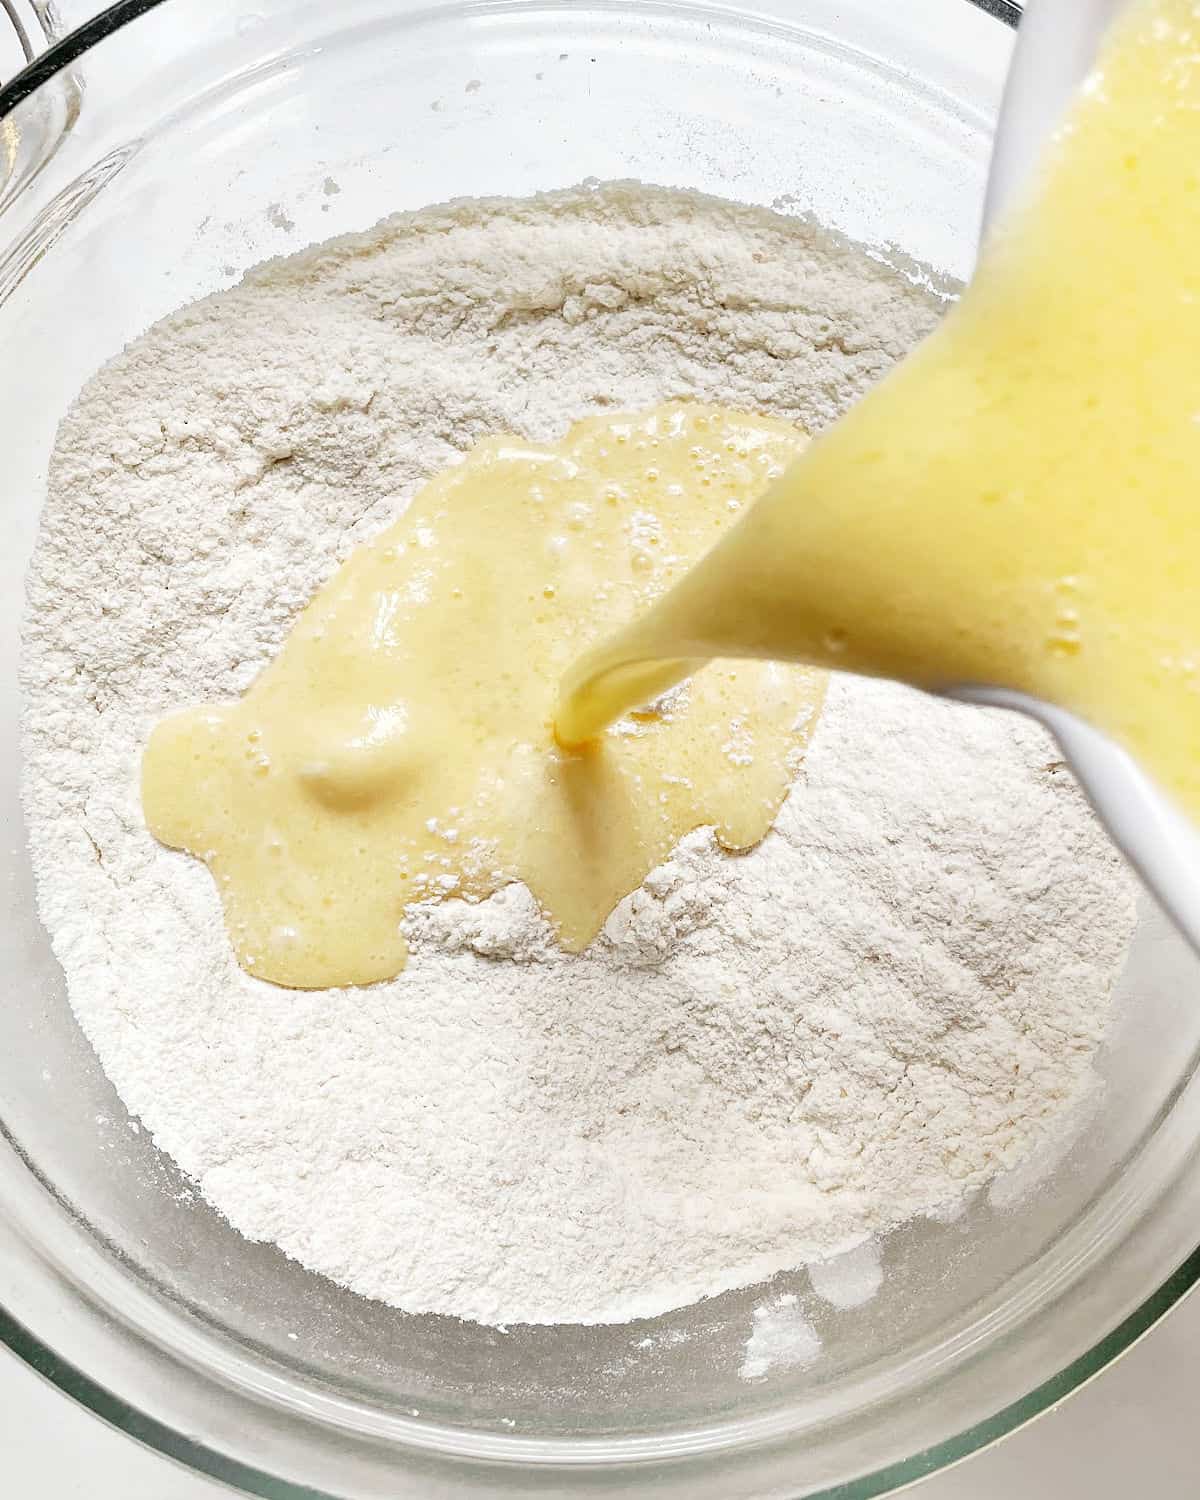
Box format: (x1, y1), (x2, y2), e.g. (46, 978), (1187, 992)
(8, 3), (1200, 1499)
(4, 1242), (1197, 1500)
(0, 0), (1024, 116)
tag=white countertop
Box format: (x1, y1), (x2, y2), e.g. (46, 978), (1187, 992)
(4, 1286), (1198, 1497)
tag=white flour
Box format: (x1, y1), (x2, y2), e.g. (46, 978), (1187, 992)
(20, 184), (1137, 1326)
(741, 1295), (821, 1380)
(806, 1239), (884, 1311)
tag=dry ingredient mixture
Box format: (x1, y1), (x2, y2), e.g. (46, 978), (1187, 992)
(20, 184), (1136, 1326)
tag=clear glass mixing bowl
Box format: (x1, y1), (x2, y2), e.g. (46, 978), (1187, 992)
(2, 2), (1199, 1496)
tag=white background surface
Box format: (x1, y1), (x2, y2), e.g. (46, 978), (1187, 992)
(3, 4), (1197, 1496)
(2, 1287), (1198, 1495)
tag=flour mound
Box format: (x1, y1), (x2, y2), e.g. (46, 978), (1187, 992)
(20, 184), (1136, 1325)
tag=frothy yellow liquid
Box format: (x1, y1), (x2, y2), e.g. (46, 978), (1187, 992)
(557, 0), (1200, 830)
(143, 405), (824, 988)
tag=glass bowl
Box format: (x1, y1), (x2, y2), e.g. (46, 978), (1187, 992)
(2, 2), (1199, 1497)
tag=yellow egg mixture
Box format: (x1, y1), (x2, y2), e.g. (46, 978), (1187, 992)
(148, 0), (1200, 989)
(142, 405), (823, 988)
(560, 0), (1200, 821)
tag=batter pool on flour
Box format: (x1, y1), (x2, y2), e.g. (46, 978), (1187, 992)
(142, 404), (825, 989)
(21, 184), (1137, 1326)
